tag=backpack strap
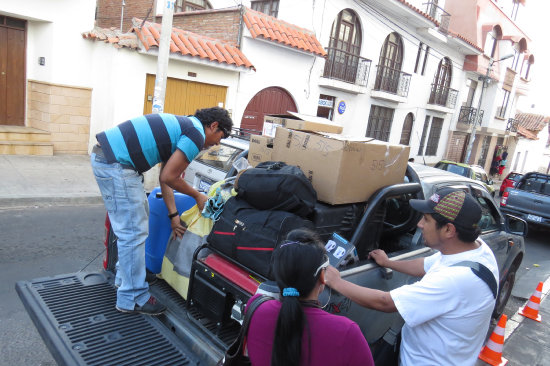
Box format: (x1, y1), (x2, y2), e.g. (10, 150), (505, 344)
(451, 261), (498, 299)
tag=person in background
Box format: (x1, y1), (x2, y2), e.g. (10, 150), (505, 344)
(325, 188), (498, 366)
(246, 229), (374, 366)
(91, 107), (232, 315)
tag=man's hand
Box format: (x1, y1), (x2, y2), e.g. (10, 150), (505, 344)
(368, 249), (390, 268)
(324, 265), (341, 289)
(195, 192), (209, 212)
(170, 216), (186, 239)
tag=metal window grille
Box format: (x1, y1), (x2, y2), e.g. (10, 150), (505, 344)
(366, 105), (395, 142)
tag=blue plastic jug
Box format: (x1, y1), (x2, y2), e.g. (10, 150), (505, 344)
(145, 187), (196, 273)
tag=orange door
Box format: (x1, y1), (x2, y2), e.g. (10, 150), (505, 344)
(241, 87), (297, 132)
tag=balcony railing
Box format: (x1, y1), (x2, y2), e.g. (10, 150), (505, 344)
(423, 2), (451, 34)
(373, 65), (411, 97)
(458, 106), (484, 125)
(428, 84), (458, 109)
(506, 118), (519, 132)
(323, 47), (372, 87)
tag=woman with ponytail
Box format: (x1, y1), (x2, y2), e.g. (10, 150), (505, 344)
(245, 229), (374, 366)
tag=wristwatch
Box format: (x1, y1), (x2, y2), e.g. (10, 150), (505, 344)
(168, 211), (179, 219)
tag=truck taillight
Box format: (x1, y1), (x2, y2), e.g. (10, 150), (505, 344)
(103, 214), (111, 270)
(500, 191), (509, 206)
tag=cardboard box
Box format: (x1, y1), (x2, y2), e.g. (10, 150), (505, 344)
(248, 135), (273, 167)
(272, 127), (410, 204)
(263, 111), (343, 137)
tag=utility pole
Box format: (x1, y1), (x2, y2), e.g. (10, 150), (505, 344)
(463, 54), (514, 164)
(152, 0), (175, 114)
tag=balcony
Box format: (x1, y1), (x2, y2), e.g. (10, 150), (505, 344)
(458, 106), (484, 126)
(428, 84), (458, 109)
(506, 118), (519, 133)
(373, 65), (411, 97)
(322, 47), (372, 87)
(423, 2), (451, 34)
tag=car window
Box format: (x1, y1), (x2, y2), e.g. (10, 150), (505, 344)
(194, 144), (244, 172)
(512, 174), (523, 182)
(475, 196), (500, 232)
(447, 164), (469, 177)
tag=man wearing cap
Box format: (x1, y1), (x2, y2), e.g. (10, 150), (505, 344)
(325, 188), (498, 365)
(91, 107), (233, 315)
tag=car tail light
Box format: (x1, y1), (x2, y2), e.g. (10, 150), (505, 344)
(103, 213), (111, 270)
(500, 191), (509, 206)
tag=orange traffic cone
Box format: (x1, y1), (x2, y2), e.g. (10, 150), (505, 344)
(478, 314), (508, 366)
(519, 281), (543, 322)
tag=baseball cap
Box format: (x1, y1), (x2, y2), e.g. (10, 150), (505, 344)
(409, 188), (482, 229)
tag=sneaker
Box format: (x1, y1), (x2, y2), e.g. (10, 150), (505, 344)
(116, 296), (166, 315)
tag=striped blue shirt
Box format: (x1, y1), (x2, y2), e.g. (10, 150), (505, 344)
(96, 113), (205, 173)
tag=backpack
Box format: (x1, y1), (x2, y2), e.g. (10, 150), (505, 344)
(235, 161), (317, 217)
(207, 196), (314, 279)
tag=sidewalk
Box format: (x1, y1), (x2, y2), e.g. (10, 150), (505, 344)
(0, 154), (102, 208)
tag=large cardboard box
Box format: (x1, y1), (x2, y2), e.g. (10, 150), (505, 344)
(272, 127), (410, 204)
(248, 135), (273, 167)
(263, 111), (343, 137)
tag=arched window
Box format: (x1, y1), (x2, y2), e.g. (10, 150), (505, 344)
(484, 25), (502, 58)
(374, 32), (404, 94)
(400, 113), (414, 145)
(429, 57), (453, 106)
(323, 9), (362, 84)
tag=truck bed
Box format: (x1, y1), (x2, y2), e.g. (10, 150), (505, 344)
(16, 271), (237, 366)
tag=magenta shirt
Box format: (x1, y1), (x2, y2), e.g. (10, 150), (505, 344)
(246, 295), (374, 366)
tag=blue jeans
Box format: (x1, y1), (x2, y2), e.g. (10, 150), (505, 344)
(91, 152), (150, 310)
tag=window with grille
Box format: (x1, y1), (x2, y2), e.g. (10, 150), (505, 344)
(400, 113), (414, 145)
(425, 117), (443, 156)
(324, 9), (362, 84)
(366, 105), (394, 142)
(418, 116), (430, 155)
(251, 0), (280, 17)
(175, 0), (212, 12)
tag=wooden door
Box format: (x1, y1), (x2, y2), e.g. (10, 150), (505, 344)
(0, 16), (26, 126)
(143, 74), (227, 115)
(241, 87), (297, 132)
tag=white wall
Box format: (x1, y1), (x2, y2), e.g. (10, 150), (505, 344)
(87, 42), (241, 149)
(0, 0), (97, 87)
(510, 129), (550, 174)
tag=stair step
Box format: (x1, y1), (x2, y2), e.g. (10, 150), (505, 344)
(0, 140), (54, 156)
(0, 125), (51, 142)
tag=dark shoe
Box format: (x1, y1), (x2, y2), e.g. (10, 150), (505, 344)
(145, 270), (158, 285)
(116, 296), (166, 315)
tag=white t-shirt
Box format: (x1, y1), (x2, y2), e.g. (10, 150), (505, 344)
(390, 239), (498, 366)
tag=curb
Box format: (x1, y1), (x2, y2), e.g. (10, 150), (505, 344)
(504, 276), (550, 342)
(0, 195), (103, 209)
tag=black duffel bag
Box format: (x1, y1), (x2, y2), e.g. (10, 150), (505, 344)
(207, 196), (314, 279)
(235, 161), (317, 217)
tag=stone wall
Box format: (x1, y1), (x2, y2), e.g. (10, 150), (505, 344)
(27, 80), (91, 154)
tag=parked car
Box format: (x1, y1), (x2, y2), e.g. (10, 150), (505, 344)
(500, 171), (550, 229)
(183, 128), (255, 193)
(16, 161), (526, 366)
(499, 172), (523, 197)
(434, 160), (496, 196)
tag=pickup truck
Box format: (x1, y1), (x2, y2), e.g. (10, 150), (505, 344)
(500, 171), (550, 229)
(16, 163), (527, 366)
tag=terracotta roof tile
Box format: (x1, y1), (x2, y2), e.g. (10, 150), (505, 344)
(517, 126), (538, 140)
(134, 18), (255, 71)
(243, 8), (326, 57)
(515, 112), (550, 132)
(82, 27), (139, 49)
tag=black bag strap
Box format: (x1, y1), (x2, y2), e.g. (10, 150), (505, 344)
(451, 261), (498, 299)
(231, 295), (273, 357)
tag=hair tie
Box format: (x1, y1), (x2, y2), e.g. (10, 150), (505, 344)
(282, 287), (300, 297)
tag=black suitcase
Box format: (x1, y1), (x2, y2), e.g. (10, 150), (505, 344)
(235, 161), (317, 217)
(309, 201), (365, 242)
(207, 197), (314, 279)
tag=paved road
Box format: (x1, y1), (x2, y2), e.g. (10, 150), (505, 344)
(0, 204), (105, 366)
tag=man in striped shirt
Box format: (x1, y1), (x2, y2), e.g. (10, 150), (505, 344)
(91, 107), (233, 315)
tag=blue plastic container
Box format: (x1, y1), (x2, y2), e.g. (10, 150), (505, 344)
(145, 187), (196, 273)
